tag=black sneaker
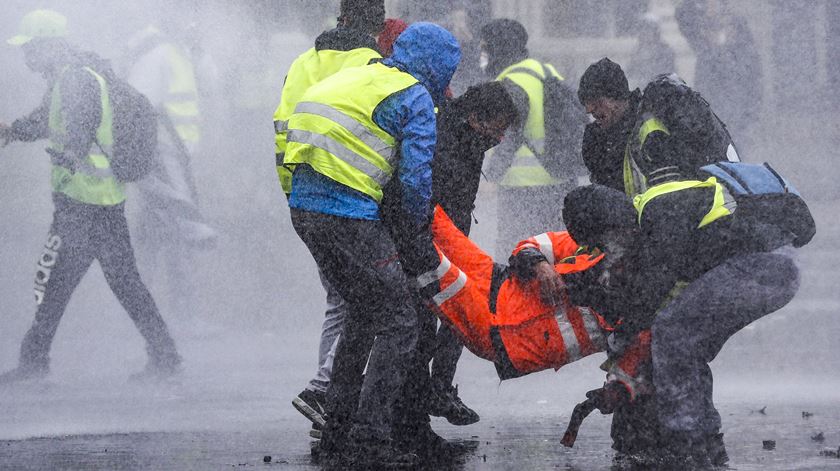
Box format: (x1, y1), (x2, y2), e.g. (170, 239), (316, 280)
(0, 365), (49, 385)
(292, 389), (327, 428)
(428, 384), (480, 426)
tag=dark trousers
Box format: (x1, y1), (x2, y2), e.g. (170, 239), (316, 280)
(20, 194), (180, 369)
(651, 252), (800, 438)
(291, 209), (419, 440)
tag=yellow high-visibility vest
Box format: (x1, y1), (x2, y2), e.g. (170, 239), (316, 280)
(633, 177), (732, 228)
(495, 58), (564, 187)
(623, 113), (670, 198)
(283, 62), (419, 202)
(274, 47), (381, 194)
(49, 66), (125, 206)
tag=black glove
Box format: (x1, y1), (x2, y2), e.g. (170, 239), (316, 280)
(586, 382), (630, 414)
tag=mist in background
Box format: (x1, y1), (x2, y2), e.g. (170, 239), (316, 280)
(0, 0), (838, 444)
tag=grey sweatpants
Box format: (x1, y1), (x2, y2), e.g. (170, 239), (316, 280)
(651, 252), (800, 438)
(306, 269), (347, 394)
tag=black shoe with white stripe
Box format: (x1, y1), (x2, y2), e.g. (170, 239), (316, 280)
(292, 389), (327, 428)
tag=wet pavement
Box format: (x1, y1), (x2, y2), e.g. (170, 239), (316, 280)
(2, 348), (840, 471)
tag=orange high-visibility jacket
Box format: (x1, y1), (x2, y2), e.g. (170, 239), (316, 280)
(421, 206), (610, 376)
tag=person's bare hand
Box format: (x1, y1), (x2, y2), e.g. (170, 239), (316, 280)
(535, 261), (567, 306)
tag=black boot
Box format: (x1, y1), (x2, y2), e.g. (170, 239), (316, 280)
(342, 427), (420, 468)
(706, 433), (729, 467)
(428, 383), (480, 425)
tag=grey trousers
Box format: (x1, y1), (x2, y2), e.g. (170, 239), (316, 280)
(291, 209), (418, 440)
(306, 269), (347, 394)
(651, 252), (800, 438)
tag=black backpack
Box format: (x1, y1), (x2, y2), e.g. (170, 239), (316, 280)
(642, 73), (739, 172)
(504, 63), (589, 180)
(97, 69), (158, 182)
(700, 161), (816, 249)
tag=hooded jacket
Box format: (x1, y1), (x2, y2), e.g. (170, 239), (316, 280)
(289, 22), (460, 227)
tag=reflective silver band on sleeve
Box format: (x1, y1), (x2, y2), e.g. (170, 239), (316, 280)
(275, 120), (288, 134)
(556, 308), (581, 362)
(417, 255), (452, 288)
(533, 233), (555, 265)
(434, 270), (467, 306)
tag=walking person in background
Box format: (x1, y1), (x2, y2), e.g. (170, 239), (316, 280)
(0, 10), (181, 385)
(123, 20), (217, 321)
(676, 0), (763, 153)
(479, 18), (587, 259)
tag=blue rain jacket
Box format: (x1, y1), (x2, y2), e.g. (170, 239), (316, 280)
(289, 23), (460, 227)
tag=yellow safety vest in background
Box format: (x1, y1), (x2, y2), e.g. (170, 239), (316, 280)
(623, 113), (670, 198)
(495, 58), (564, 188)
(49, 66), (125, 206)
(283, 62), (419, 202)
(274, 47), (381, 194)
(160, 41), (200, 146)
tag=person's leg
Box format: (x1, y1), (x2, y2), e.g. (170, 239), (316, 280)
(96, 205), (181, 373)
(293, 270), (347, 429)
(9, 203), (95, 379)
(651, 252), (799, 454)
(308, 269), (347, 393)
(427, 323), (480, 425)
(291, 210), (419, 454)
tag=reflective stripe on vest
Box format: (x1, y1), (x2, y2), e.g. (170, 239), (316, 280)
(495, 59), (564, 187)
(623, 114), (670, 197)
(633, 177), (732, 228)
(48, 66), (125, 206)
(273, 47), (382, 194)
(284, 62), (419, 202)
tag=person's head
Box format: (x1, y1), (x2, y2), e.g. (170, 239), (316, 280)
(8, 10), (71, 75)
(377, 18), (409, 57)
(338, 0), (386, 36)
(578, 57), (631, 128)
(387, 22), (461, 104)
(563, 184), (640, 277)
(457, 81), (517, 146)
(479, 18), (528, 77)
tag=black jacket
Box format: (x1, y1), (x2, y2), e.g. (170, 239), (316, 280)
(580, 89), (642, 192)
(431, 99), (501, 234)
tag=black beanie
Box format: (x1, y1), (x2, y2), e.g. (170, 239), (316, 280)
(577, 57), (630, 105)
(480, 18), (528, 74)
(562, 185), (638, 247)
(339, 0), (385, 34)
